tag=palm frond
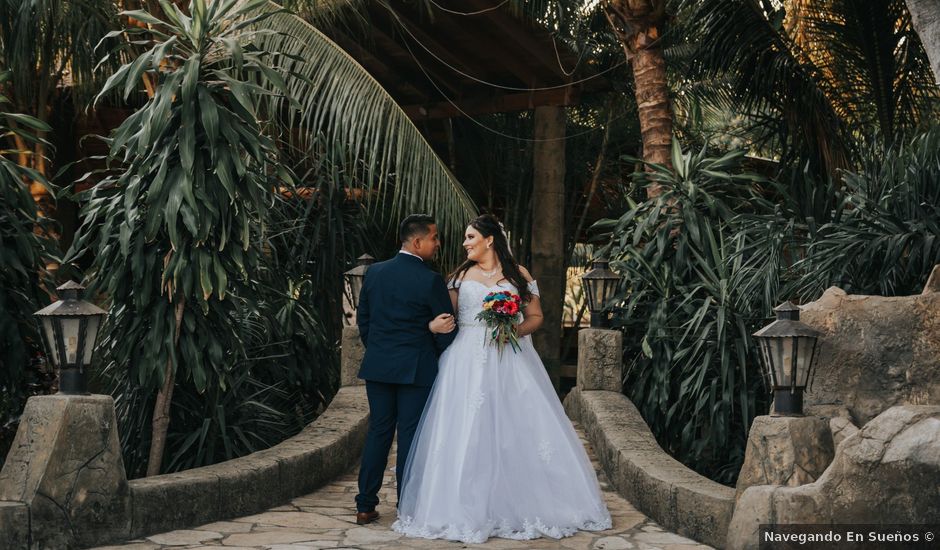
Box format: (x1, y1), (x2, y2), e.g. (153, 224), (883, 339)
(802, 0), (940, 140)
(250, 2), (477, 266)
(0, 0), (121, 112)
(679, 0), (854, 174)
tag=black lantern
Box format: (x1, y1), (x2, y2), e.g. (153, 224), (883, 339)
(581, 259), (620, 328)
(344, 254), (375, 312)
(753, 301), (822, 416)
(33, 281), (107, 395)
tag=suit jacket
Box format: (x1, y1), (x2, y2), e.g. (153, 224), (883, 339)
(357, 252), (457, 386)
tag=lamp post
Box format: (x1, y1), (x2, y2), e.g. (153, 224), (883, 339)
(344, 254), (375, 312)
(581, 259), (620, 328)
(33, 281), (106, 395)
(753, 301), (822, 416)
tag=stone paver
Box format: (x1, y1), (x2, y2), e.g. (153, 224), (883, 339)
(92, 423), (713, 550)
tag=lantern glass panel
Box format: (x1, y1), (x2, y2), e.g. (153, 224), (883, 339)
(589, 279), (608, 312)
(793, 335), (815, 387)
(774, 336), (791, 386)
(40, 317), (59, 367)
(60, 317), (82, 365)
(81, 316), (102, 365)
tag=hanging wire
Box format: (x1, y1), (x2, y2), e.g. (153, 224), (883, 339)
(384, 6), (626, 93)
(425, 0), (511, 16)
(400, 34), (623, 143)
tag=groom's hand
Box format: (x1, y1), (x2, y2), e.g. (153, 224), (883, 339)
(429, 313), (455, 334)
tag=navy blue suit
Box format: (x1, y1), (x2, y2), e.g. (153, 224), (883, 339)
(355, 252), (457, 512)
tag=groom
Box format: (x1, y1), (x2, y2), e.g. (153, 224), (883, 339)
(354, 214), (457, 525)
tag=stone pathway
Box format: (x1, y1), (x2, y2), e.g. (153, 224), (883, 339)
(92, 423), (712, 550)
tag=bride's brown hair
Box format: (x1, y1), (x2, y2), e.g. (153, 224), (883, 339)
(447, 214), (531, 303)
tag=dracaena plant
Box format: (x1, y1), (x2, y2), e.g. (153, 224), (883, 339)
(592, 143), (775, 484)
(69, 0), (297, 476)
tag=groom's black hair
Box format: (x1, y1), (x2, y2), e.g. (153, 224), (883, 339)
(400, 214), (436, 243)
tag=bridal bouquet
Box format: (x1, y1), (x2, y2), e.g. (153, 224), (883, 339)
(475, 291), (523, 354)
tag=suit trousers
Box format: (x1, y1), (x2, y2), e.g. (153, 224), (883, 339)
(355, 380), (432, 512)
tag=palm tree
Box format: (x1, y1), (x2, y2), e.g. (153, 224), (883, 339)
(679, 0), (938, 175)
(906, 0), (940, 84)
(603, 0), (674, 184)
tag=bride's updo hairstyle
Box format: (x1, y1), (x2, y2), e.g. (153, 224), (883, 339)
(448, 213), (531, 303)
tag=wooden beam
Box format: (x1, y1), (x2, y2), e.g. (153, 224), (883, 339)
(402, 87), (579, 120)
(392, 3), (548, 88)
(468, 0), (576, 79)
(368, 26), (466, 97)
(330, 31), (430, 104)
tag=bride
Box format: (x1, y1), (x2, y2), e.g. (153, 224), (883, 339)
(392, 214), (612, 544)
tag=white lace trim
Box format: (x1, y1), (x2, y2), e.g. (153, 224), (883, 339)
(392, 514), (612, 544)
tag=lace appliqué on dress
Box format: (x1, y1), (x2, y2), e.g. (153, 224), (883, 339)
(392, 514), (612, 544)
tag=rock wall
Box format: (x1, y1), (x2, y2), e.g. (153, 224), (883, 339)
(800, 285), (940, 425)
(727, 406), (940, 550)
(564, 388), (734, 548)
(735, 416), (834, 502)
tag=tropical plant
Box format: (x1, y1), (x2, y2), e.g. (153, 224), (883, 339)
(249, 0), (477, 267)
(69, 0), (303, 476)
(603, 0), (674, 179)
(69, 0), (478, 476)
(794, 126), (940, 298)
(593, 144), (776, 483)
(0, 71), (57, 462)
(679, 0), (939, 175)
(0, 0), (121, 203)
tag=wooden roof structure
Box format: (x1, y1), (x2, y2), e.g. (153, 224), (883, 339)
(323, 1), (608, 127)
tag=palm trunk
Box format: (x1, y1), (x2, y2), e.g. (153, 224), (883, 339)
(604, 0), (673, 197)
(907, 0), (940, 85)
(146, 297), (185, 476)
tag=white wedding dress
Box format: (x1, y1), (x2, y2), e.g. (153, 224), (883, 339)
(392, 278), (612, 544)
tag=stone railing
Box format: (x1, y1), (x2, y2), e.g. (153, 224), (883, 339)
(0, 325), (370, 550)
(565, 328), (735, 549)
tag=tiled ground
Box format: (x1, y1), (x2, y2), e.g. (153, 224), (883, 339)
(92, 423), (713, 550)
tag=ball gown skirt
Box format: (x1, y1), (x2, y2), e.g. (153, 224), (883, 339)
(392, 280), (612, 544)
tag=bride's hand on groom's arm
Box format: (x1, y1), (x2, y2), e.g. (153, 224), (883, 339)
(429, 313), (456, 334)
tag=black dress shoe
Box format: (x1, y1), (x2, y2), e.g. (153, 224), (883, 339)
(356, 510), (380, 525)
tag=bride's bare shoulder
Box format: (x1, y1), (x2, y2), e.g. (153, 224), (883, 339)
(518, 266), (534, 282)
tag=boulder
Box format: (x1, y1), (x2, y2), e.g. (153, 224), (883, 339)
(727, 405), (940, 550)
(800, 286), (940, 425)
(735, 415), (834, 502)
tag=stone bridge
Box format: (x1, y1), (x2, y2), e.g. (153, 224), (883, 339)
(1, 271), (938, 549)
